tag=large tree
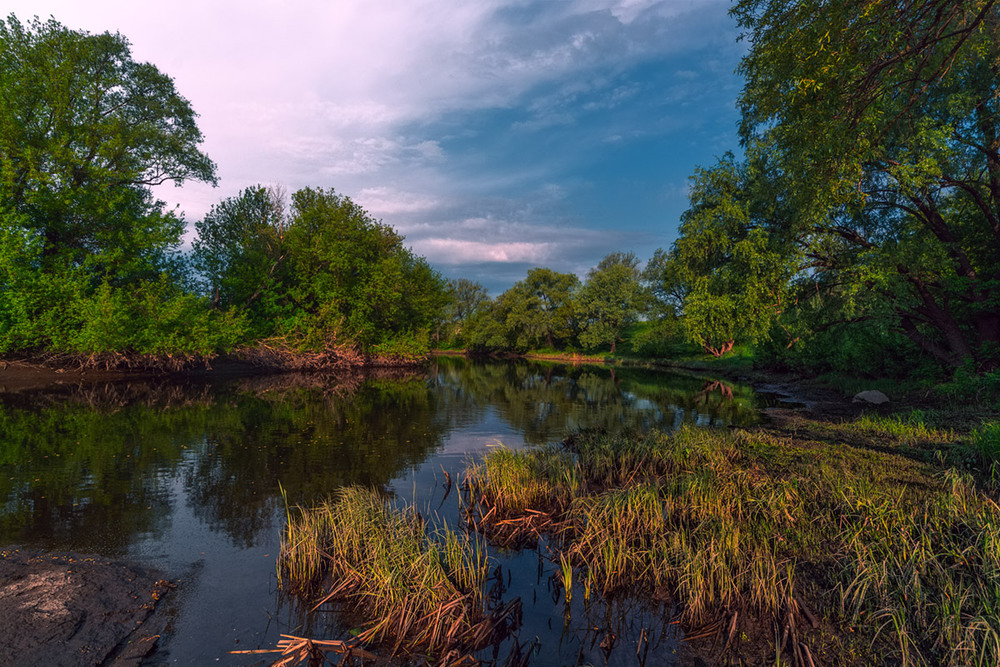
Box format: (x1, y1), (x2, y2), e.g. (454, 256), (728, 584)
(733, 0), (1000, 368)
(0, 15), (221, 356)
(0, 14), (216, 279)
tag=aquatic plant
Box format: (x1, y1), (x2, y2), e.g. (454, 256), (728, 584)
(279, 485), (490, 657)
(466, 425), (1000, 665)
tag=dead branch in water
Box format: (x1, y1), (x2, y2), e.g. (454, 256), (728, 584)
(230, 634), (375, 666)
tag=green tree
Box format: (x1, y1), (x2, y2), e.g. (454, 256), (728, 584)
(732, 0), (1000, 368)
(0, 14), (215, 279)
(192, 185), (287, 316)
(501, 268), (580, 352)
(576, 252), (648, 353)
(441, 278), (489, 344)
(666, 154), (794, 357)
(0, 14), (222, 357)
(280, 187), (447, 353)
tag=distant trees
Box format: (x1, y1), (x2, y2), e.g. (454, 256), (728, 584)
(576, 252), (647, 354)
(193, 185), (287, 314)
(457, 256), (650, 355)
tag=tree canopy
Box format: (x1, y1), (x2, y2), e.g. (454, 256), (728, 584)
(576, 252), (648, 354)
(656, 1), (1000, 368)
(0, 14), (215, 278)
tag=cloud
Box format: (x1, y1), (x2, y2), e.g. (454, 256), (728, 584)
(412, 239), (551, 264)
(11, 0), (742, 290)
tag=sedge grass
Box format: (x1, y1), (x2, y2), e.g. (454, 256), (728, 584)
(466, 425), (1000, 665)
(279, 485), (489, 655)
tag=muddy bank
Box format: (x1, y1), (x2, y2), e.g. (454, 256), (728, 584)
(0, 549), (173, 666)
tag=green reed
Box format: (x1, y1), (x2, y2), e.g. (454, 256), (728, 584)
(467, 424), (1000, 665)
(279, 485), (489, 655)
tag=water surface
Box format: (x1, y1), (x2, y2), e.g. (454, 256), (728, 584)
(0, 358), (762, 665)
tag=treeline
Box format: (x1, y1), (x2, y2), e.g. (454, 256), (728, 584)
(5, 5), (999, 382)
(449, 0), (1000, 385)
(440, 254), (674, 356)
(0, 15), (445, 366)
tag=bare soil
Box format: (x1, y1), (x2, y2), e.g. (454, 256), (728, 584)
(0, 549), (173, 667)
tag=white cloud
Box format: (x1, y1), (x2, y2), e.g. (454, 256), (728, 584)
(356, 187), (441, 216)
(412, 239), (552, 264)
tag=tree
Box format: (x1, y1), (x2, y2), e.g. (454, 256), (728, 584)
(0, 14), (216, 280)
(501, 268), (579, 351)
(442, 278), (489, 343)
(193, 185), (287, 315)
(0, 14), (221, 357)
(576, 252), (648, 353)
(280, 187), (447, 351)
(732, 0), (1000, 368)
(664, 154), (793, 356)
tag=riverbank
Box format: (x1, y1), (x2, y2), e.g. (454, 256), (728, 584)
(0, 549), (173, 666)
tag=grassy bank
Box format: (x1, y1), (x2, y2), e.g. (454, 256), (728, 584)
(467, 418), (1000, 666)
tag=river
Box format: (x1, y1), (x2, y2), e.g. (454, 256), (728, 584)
(0, 357), (765, 665)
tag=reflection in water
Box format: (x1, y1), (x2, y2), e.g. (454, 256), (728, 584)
(0, 358), (761, 664)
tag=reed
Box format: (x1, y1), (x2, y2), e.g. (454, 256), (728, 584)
(279, 485), (490, 656)
(466, 424), (1000, 665)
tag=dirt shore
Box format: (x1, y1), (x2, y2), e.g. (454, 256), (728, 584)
(0, 549), (173, 666)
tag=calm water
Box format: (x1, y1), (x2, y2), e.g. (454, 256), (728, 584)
(0, 357), (763, 665)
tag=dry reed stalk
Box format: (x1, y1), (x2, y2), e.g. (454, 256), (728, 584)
(230, 634), (376, 666)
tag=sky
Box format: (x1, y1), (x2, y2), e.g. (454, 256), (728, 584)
(7, 0), (745, 294)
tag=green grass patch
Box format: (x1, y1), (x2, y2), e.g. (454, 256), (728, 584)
(466, 425), (1000, 666)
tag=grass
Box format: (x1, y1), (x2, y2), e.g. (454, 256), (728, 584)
(465, 423), (1000, 666)
(278, 485), (490, 657)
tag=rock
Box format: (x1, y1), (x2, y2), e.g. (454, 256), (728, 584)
(852, 390), (890, 404)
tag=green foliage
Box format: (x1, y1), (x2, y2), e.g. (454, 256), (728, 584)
(439, 278), (490, 346)
(192, 186), (447, 357)
(653, 154), (795, 357)
(576, 252), (649, 353)
(0, 14), (215, 279)
(0, 14), (228, 360)
(277, 187), (447, 352)
(968, 422), (1000, 475)
(465, 267), (579, 353)
(192, 185), (287, 319)
(729, 0), (1000, 369)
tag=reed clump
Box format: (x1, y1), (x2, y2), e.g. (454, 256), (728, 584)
(466, 424), (1000, 666)
(279, 485), (490, 657)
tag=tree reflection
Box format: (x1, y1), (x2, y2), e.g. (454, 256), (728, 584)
(0, 361), (759, 554)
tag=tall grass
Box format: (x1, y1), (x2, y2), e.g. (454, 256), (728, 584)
(466, 425), (1000, 665)
(279, 485), (489, 655)
(851, 409), (949, 444)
